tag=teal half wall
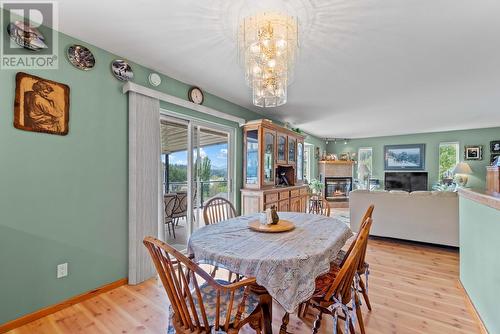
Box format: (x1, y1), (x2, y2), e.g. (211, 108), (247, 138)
(328, 127), (500, 189)
(459, 196), (500, 333)
(0, 18), (324, 324)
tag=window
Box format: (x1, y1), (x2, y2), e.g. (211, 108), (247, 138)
(439, 142), (459, 181)
(304, 143), (314, 182)
(357, 148), (373, 186)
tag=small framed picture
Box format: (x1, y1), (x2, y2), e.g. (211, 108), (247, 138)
(491, 154), (500, 165)
(491, 141), (500, 154)
(464, 145), (483, 160)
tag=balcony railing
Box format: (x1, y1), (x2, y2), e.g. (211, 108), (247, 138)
(164, 180), (228, 207)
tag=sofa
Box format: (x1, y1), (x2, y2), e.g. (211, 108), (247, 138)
(349, 190), (459, 247)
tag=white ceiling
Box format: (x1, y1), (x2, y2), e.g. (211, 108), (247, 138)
(56, 0), (500, 139)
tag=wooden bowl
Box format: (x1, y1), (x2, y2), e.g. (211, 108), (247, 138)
(248, 220), (295, 233)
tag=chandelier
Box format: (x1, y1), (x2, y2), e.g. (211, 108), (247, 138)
(238, 12), (299, 108)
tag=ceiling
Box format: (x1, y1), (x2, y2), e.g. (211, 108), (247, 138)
(56, 0), (500, 139)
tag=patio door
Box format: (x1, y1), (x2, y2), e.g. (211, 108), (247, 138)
(160, 113), (234, 250)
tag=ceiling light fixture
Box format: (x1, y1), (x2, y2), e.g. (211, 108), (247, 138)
(238, 12), (299, 108)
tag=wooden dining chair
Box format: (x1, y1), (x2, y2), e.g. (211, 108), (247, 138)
(203, 197), (237, 226)
(281, 218), (372, 334)
(143, 237), (263, 334)
(203, 197), (239, 281)
(300, 204), (375, 325)
(339, 204), (374, 311)
(164, 194), (178, 239)
(309, 195), (331, 217)
(312, 218), (371, 334)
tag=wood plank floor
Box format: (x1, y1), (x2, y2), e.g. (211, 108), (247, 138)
(7, 237), (482, 334)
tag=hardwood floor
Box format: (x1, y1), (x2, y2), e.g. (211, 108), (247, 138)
(7, 236), (483, 334)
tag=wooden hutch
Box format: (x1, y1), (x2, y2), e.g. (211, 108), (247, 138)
(240, 119), (309, 215)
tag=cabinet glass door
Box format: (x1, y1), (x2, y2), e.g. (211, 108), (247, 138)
(263, 130), (275, 185)
(288, 137), (296, 163)
(297, 142), (304, 181)
(277, 134), (287, 162)
(245, 130), (259, 185)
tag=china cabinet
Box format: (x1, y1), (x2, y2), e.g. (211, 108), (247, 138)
(241, 119), (308, 214)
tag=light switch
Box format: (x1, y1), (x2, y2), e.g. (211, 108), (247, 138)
(57, 263), (68, 278)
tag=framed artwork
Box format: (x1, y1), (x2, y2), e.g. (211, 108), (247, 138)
(491, 154), (500, 165)
(491, 141), (500, 154)
(14, 72), (70, 136)
(384, 144), (426, 170)
(464, 145), (483, 160)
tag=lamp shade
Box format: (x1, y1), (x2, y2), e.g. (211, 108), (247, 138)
(453, 162), (472, 174)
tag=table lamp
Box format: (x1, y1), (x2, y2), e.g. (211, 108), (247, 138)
(453, 162), (473, 187)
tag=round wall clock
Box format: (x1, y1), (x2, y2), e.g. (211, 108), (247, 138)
(188, 86), (204, 105)
(67, 44), (95, 70)
(148, 73), (161, 86)
(111, 59), (134, 81)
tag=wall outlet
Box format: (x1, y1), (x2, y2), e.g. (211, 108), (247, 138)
(57, 263), (68, 279)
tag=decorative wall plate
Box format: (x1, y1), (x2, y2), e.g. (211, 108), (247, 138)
(67, 45), (95, 70)
(148, 73), (161, 86)
(111, 59), (133, 81)
(7, 21), (47, 51)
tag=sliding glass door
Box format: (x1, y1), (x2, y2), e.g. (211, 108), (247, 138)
(160, 113), (234, 250)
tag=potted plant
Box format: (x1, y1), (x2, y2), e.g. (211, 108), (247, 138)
(309, 178), (324, 196)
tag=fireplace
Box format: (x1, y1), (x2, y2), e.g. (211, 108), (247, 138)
(325, 177), (352, 202)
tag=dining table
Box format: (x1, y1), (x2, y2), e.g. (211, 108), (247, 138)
(188, 211), (353, 334)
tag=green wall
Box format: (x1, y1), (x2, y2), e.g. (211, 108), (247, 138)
(0, 18), (324, 324)
(328, 127), (500, 189)
(459, 197), (500, 333)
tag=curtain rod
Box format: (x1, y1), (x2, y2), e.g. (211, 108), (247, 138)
(123, 82), (246, 126)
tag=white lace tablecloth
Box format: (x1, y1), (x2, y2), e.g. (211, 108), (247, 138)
(188, 212), (353, 313)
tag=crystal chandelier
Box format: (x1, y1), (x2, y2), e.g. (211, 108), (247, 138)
(238, 12), (299, 108)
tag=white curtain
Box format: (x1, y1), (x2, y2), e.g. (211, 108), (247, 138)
(128, 91), (162, 285)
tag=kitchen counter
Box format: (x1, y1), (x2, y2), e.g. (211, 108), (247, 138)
(458, 187), (500, 333)
(458, 188), (500, 211)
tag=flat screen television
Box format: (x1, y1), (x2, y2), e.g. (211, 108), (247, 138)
(384, 172), (428, 191)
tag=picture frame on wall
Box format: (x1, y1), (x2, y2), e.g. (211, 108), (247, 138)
(491, 141), (500, 154)
(464, 145), (483, 160)
(384, 144), (426, 170)
(14, 72), (70, 136)
(491, 154), (500, 165)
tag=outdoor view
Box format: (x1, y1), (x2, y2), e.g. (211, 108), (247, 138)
(439, 142), (459, 181)
(358, 148), (373, 182)
(162, 142), (228, 205)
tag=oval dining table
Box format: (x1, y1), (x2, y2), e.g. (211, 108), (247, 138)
(188, 211), (353, 334)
